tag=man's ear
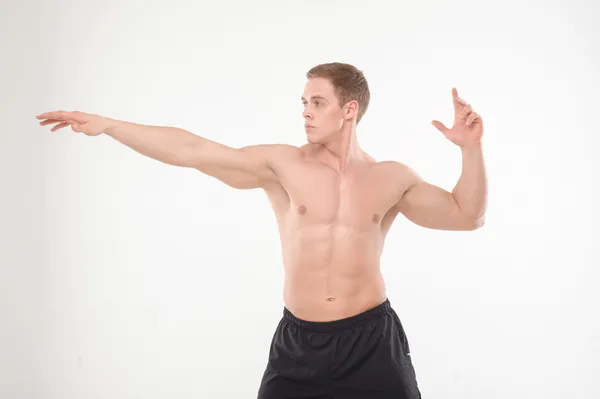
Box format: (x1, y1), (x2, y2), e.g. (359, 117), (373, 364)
(344, 100), (359, 121)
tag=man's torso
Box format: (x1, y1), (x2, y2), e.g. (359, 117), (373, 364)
(261, 144), (415, 321)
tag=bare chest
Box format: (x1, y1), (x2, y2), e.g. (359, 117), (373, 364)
(273, 162), (403, 230)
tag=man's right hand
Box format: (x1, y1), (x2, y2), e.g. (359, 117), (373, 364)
(36, 110), (113, 136)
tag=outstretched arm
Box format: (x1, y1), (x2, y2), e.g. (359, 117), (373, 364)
(36, 110), (285, 190)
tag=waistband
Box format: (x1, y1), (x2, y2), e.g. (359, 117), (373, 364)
(283, 298), (392, 333)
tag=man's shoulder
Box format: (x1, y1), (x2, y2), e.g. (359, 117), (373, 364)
(374, 160), (421, 186)
(250, 143), (302, 151)
(242, 143), (303, 158)
(375, 159), (413, 174)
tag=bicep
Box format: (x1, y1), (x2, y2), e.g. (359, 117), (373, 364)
(396, 176), (479, 231)
(187, 140), (278, 189)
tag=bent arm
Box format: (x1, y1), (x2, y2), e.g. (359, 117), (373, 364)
(395, 146), (487, 231)
(452, 144), (487, 220)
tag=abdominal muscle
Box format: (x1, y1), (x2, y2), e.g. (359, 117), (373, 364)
(281, 224), (388, 322)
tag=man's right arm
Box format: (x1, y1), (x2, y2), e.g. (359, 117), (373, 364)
(104, 119), (281, 190)
(36, 111), (285, 190)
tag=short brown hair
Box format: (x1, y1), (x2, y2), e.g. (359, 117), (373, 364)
(306, 62), (371, 124)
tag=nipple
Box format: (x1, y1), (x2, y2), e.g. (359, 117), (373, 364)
(298, 205), (307, 215)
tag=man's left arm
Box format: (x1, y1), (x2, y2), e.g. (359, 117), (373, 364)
(394, 88), (487, 231)
(453, 143), (487, 223)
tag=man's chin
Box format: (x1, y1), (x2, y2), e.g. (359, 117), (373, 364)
(306, 134), (319, 144)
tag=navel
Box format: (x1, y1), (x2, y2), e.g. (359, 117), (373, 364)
(298, 205), (307, 215)
(326, 296), (335, 302)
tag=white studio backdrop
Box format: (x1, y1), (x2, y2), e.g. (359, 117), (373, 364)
(1, 0), (599, 398)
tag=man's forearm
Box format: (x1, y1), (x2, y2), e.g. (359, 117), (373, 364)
(452, 143), (488, 221)
(103, 119), (200, 167)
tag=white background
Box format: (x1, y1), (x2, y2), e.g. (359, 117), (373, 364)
(2, 0), (599, 398)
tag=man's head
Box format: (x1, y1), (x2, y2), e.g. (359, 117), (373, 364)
(302, 62), (370, 144)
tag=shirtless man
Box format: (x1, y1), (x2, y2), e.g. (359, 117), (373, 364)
(36, 62), (486, 398)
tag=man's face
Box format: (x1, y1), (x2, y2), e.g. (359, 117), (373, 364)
(301, 78), (345, 144)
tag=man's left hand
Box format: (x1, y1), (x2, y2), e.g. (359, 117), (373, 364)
(431, 88), (483, 148)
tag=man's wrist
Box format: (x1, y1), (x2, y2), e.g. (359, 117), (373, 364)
(103, 118), (123, 136)
(460, 141), (483, 153)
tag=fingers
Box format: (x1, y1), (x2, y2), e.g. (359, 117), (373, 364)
(457, 92), (482, 126)
(454, 89), (479, 122)
(36, 111), (88, 133)
(37, 111), (66, 121)
(460, 104), (473, 119)
(38, 117), (71, 131)
(461, 106), (479, 125)
(36, 111), (86, 124)
(456, 99), (482, 126)
(453, 90), (467, 116)
(50, 122), (70, 132)
(431, 120), (450, 135)
(39, 119), (62, 126)
(466, 112), (480, 126)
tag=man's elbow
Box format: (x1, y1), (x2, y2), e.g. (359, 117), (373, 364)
(451, 213), (485, 231)
(465, 215), (485, 230)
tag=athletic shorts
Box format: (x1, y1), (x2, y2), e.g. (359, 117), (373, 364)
(257, 298), (422, 399)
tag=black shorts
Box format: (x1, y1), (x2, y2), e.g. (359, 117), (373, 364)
(257, 298), (422, 399)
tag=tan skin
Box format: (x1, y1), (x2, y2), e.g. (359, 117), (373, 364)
(36, 77), (486, 322)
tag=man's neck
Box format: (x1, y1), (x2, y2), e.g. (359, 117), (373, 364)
(318, 125), (363, 173)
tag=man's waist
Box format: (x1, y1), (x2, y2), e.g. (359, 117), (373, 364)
(282, 275), (387, 322)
